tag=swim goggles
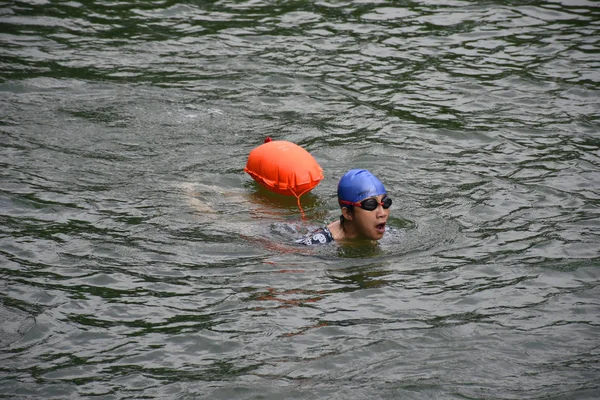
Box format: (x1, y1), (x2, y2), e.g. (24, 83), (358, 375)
(339, 196), (392, 211)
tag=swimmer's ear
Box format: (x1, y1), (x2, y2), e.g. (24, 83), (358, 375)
(341, 207), (354, 221)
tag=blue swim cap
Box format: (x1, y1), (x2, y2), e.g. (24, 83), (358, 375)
(337, 169), (386, 207)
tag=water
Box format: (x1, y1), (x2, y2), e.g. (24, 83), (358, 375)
(1, 0), (599, 398)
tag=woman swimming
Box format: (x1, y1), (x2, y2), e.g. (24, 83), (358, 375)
(296, 169), (392, 245)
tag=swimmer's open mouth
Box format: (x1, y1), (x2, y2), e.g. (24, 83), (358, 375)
(376, 222), (386, 232)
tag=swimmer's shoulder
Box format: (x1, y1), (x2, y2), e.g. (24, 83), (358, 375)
(295, 226), (335, 246)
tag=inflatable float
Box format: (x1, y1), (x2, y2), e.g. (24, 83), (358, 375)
(244, 137), (323, 216)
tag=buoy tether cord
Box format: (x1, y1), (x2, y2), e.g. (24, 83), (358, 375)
(289, 188), (307, 220)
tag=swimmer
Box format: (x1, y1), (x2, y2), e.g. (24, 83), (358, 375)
(296, 169), (391, 245)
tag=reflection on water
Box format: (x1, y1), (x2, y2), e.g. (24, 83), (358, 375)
(1, 0), (599, 399)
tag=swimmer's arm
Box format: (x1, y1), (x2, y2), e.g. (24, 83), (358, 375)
(240, 234), (312, 254)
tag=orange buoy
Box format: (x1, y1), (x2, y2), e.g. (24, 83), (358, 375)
(244, 139), (323, 215)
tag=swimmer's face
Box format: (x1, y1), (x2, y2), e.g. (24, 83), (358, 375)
(350, 194), (390, 240)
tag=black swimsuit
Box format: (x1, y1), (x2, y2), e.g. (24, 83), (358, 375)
(295, 226), (335, 245)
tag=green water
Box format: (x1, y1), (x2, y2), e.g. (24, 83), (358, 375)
(1, 1), (599, 399)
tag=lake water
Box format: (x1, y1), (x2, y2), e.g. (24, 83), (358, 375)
(1, 1), (599, 399)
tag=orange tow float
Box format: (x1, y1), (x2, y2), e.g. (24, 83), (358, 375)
(244, 137), (323, 217)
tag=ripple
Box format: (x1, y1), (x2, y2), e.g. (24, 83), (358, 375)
(1, 0), (599, 399)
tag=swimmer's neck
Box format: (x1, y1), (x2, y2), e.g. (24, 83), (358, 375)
(327, 219), (373, 242)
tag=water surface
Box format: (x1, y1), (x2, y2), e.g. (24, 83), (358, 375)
(1, 1), (599, 399)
